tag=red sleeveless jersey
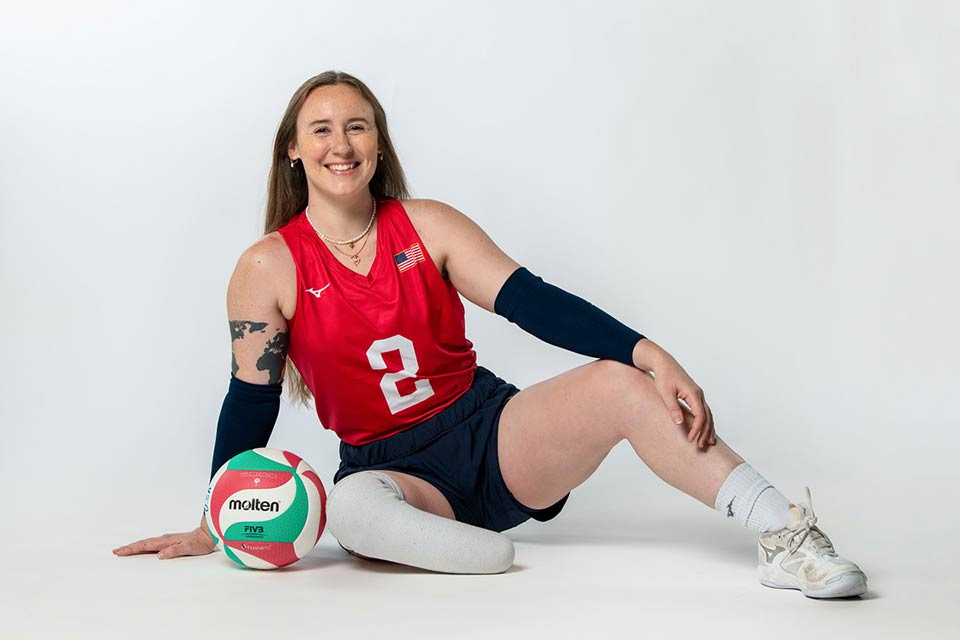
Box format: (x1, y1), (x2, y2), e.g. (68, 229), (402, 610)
(276, 198), (477, 445)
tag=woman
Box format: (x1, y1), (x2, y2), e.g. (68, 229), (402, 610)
(114, 71), (866, 598)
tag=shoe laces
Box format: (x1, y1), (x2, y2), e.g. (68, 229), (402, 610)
(783, 487), (837, 558)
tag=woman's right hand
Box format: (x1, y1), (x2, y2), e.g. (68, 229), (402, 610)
(113, 524), (215, 560)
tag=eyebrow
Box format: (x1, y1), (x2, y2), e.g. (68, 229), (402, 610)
(307, 117), (371, 126)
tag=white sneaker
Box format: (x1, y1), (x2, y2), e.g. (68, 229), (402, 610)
(757, 487), (867, 598)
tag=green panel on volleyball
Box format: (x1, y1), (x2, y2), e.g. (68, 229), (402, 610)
(223, 545), (243, 565)
(226, 450), (293, 473)
(222, 475), (310, 543)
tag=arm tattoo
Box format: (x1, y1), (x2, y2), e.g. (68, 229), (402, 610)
(229, 320), (267, 341)
(257, 331), (290, 385)
(229, 320), (289, 384)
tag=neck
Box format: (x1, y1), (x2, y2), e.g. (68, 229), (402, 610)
(306, 190), (375, 239)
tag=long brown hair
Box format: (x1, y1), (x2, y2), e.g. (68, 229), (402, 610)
(265, 71), (411, 407)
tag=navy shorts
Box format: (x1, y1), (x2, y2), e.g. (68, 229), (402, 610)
(333, 365), (569, 532)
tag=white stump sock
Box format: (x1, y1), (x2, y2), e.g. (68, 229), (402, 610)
(714, 462), (791, 533)
(326, 470), (515, 574)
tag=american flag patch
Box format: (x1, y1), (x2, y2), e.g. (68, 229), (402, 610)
(393, 243), (425, 273)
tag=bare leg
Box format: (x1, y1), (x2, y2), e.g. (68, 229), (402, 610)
(377, 470), (456, 519)
(498, 359), (745, 510)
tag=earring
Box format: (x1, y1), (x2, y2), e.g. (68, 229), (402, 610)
(377, 151), (384, 160)
(290, 158), (299, 168)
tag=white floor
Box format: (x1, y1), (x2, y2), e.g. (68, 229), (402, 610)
(3, 465), (954, 640)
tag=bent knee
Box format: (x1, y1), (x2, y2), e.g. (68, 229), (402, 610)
(587, 358), (657, 403)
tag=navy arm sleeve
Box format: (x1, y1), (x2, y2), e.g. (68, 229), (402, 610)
(493, 267), (645, 367)
(209, 376), (282, 480)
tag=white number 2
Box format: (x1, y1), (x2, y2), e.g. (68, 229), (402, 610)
(366, 335), (435, 414)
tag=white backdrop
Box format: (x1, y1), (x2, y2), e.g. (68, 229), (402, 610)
(1, 1), (957, 637)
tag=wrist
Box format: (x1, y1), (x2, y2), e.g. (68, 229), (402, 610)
(631, 338), (666, 371)
(199, 514), (214, 544)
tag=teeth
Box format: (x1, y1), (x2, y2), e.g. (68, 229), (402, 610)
(328, 163), (356, 171)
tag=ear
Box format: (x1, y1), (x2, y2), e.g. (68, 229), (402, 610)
(287, 140), (298, 162)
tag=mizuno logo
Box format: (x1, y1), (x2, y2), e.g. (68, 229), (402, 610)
(305, 283), (331, 298)
(759, 542), (786, 564)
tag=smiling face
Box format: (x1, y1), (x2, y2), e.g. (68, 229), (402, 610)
(288, 84), (380, 205)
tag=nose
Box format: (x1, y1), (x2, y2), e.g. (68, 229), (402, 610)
(331, 130), (354, 156)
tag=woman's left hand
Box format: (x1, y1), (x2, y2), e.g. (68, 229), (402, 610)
(632, 339), (716, 448)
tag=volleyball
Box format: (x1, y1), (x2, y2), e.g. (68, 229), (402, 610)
(204, 448), (326, 570)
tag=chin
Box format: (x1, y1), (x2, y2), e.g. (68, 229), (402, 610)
(316, 183), (371, 200)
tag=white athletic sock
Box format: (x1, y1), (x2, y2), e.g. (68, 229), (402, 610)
(714, 462), (791, 533)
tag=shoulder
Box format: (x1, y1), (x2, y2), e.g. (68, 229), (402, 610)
(399, 198), (479, 242)
(231, 232), (298, 319)
(399, 199), (518, 312)
(400, 197), (505, 249)
(236, 232), (295, 274)
(397, 199), (471, 277)
(398, 198), (453, 224)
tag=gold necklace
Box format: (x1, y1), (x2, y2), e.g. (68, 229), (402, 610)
(305, 196), (377, 248)
(330, 226), (373, 266)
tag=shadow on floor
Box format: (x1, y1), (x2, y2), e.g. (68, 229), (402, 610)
(509, 513), (757, 562)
